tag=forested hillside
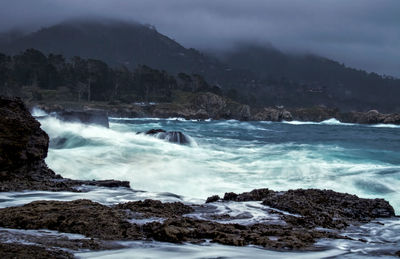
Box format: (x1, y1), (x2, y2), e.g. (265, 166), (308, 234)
(1, 20), (399, 111)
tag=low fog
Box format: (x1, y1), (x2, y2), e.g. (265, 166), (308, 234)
(0, 0), (399, 77)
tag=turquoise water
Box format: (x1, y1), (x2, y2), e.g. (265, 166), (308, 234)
(40, 117), (400, 213)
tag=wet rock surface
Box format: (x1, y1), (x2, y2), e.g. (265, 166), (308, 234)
(0, 192), (394, 252)
(0, 243), (74, 259)
(115, 199), (194, 218)
(207, 188), (395, 229)
(0, 198), (342, 251)
(143, 128), (192, 145)
(0, 228), (123, 254)
(0, 199), (141, 240)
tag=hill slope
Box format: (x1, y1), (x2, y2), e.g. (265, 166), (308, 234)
(0, 19), (226, 78)
(1, 20), (399, 112)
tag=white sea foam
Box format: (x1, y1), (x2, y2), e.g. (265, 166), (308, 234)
(76, 241), (347, 259)
(282, 118), (355, 126)
(31, 107), (48, 117)
(35, 116), (400, 215)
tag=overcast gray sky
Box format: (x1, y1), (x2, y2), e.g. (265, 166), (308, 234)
(0, 0), (399, 77)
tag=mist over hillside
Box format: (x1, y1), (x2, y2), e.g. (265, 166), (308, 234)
(0, 19), (399, 112)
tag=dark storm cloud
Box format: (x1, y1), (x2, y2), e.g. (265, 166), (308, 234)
(0, 0), (399, 76)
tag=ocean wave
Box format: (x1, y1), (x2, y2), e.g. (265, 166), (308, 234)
(31, 107), (48, 117)
(282, 118), (355, 126)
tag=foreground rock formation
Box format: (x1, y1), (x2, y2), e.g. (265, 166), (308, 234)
(208, 188), (395, 229)
(0, 189), (395, 255)
(0, 96), (128, 192)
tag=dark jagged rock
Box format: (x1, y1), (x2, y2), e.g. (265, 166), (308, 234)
(144, 128), (191, 145)
(0, 96), (129, 192)
(115, 199), (194, 218)
(205, 195), (220, 203)
(143, 217), (339, 249)
(56, 110), (109, 128)
(0, 194), (391, 251)
(206, 188), (274, 203)
(0, 243), (74, 259)
(290, 107), (338, 122)
(0, 228), (123, 253)
(0, 199), (141, 240)
(207, 188), (395, 230)
(145, 129), (166, 135)
(262, 189), (395, 229)
(0, 198), (339, 250)
(339, 110), (400, 125)
(252, 108), (293, 121)
(0, 96), (59, 191)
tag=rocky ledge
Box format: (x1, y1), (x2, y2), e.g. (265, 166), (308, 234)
(31, 92), (400, 124)
(0, 188), (395, 256)
(254, 106), (400, 124)
(0, 96), (128, 192)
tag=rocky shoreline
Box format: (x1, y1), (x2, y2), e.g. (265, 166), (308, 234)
(1, 96), (399, 258)
(30, 92), (400, 125)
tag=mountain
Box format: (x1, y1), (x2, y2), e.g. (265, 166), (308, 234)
(218, 44), (400, 112)
(1, 20), (399, 112)
(0, 19), (227, 80)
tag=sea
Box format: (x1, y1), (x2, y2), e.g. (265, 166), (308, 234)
(1, 109), (399, 258)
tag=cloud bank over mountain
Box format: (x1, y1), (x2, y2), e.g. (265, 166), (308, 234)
(1, 0), (399, 76)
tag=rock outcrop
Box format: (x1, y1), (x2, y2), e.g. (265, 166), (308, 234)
(207, 188), (395, 229)
(0, 198), (339, 250)
(0, 243), (74, 259)
(252, 108), (292, 121)
(339, 110), (400, 124)
(0, 189), (395, 251)
(290, 107), (339, 122)
(144, 129), (192, 145)
(0, 96), (128, 191)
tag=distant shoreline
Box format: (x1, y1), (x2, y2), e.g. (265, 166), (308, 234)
(28, 98), (400, 125)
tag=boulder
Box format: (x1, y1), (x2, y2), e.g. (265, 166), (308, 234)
(144, 129), (192, 145)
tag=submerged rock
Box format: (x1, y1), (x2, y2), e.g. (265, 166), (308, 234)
(144, 128), (192, 145)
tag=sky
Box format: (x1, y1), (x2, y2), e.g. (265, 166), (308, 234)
(0, 0), (399, 77)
